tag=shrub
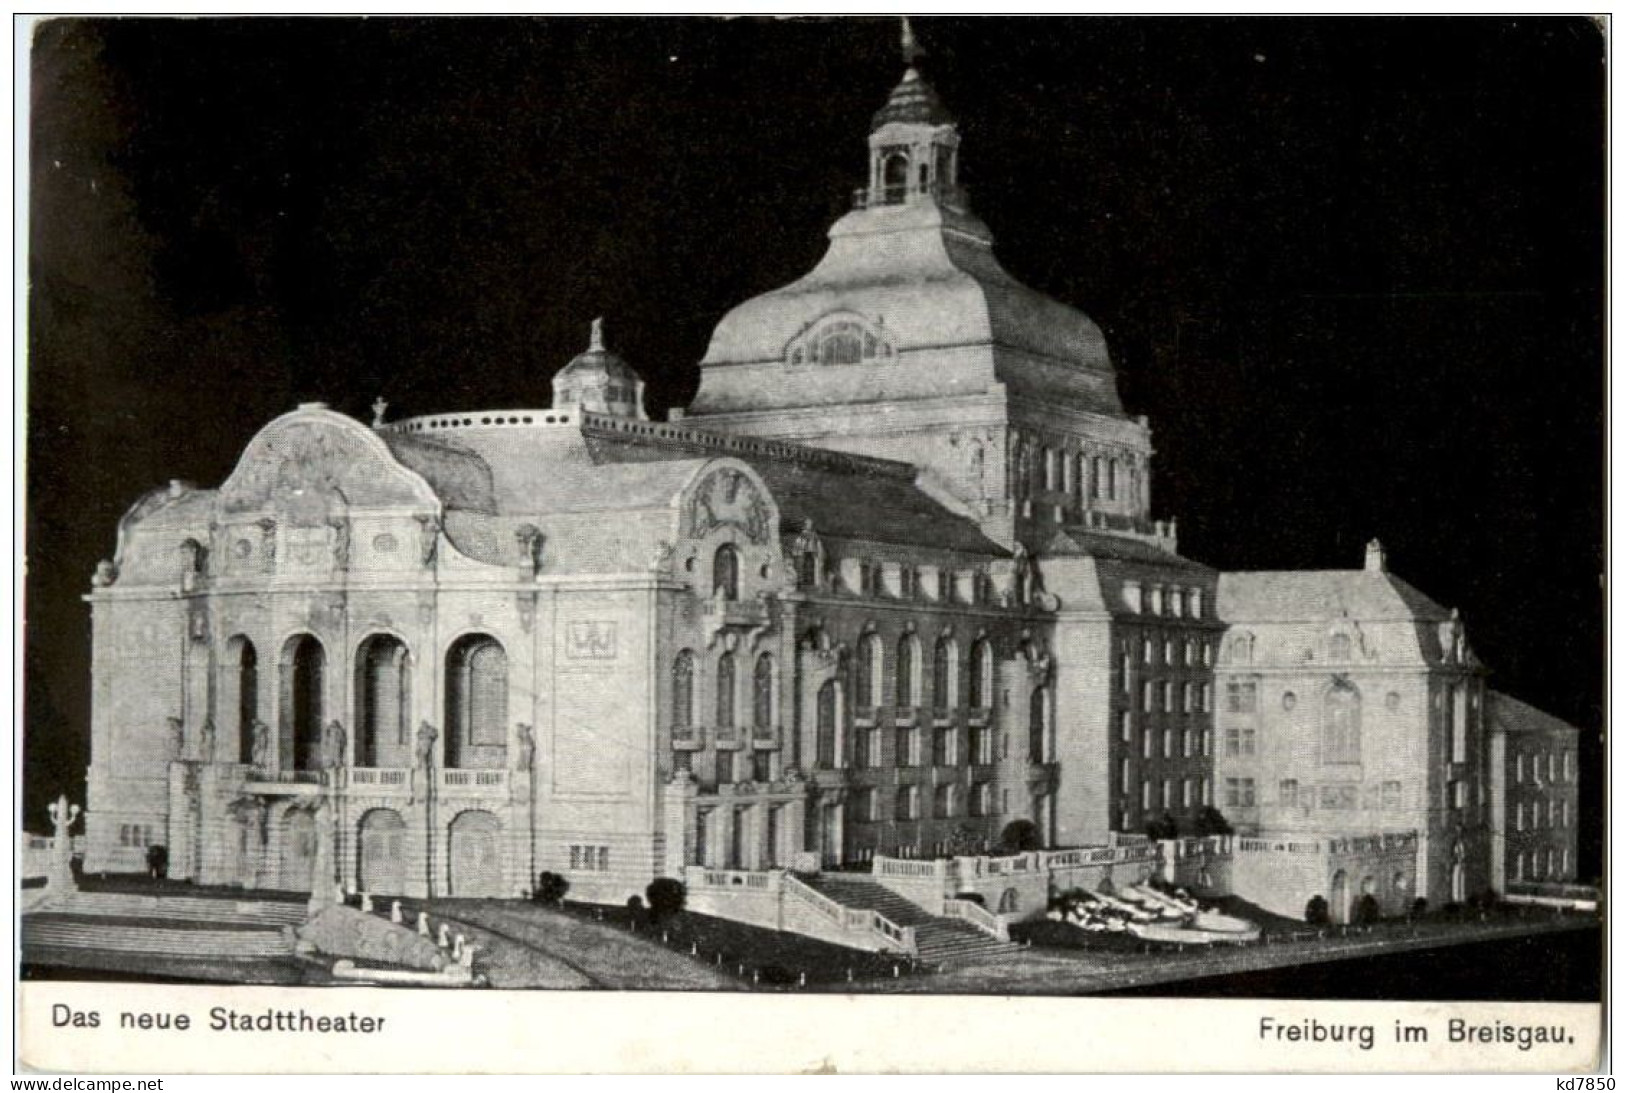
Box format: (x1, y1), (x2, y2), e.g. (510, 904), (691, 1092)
(145, 845), (169, 880)
(532, 871), (570, 906)
(646, 877), (687, 921)
(757, 963), (797, 986)
(1145, 812), (1181, 840)
(999, 819), (1040, 853)
(1411, 897), (1429, 919)
(1304, 895), (1330, 926)
(1354, 893), (1381, 925)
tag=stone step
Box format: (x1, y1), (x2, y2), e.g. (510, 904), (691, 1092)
(23, 920), (292, 959)
(60, 893), (306, 926)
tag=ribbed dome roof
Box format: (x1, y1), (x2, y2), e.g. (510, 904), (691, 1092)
(871, 68), (954, 130)
(555, 318), (640, 383)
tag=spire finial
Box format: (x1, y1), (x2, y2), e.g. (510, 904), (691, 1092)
(589, 317), (604, 351)
(901, 16), (923, 66)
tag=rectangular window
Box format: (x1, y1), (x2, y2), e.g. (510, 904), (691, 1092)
(1141, 780), (1152, 810)
(1319, 784), (1357, 810)
(1182, 682), (1194, 713)
(1141, 680), (1154, 712)
(752, 750), (773, 783)
(1548, 752), (1559, 782)
(1202, 728), (1213, 757)
(715, 750), (734, 785)
(1162, 778), (1174, 811)
(1201, 777), (1212, 806)
(1182, 729), (1193, 758)
(1160, 681), (1174, 713)
(1241, 728), (1257, 757)
(1120, 711), (1133, 742)
(1201, 683), (1213, 713)
(1120, 758), (1132, 793)
(1162, 729), (1173, 759)
(1142, 638), (1154, 665)
(1224, 728), (1241, 757)
(1224, 778), (1241, 808)
(1120, 653), (1132, 693)
(599, 847), (611, 872)
(1279, 779), (1298, 807)
(1143, 730), (1155, 760)
(1514, 754), (1525, 784)
(1225, 681), (1258, 714)
(1181, 779), (1193, 808)
(1565, 751), (1576, 781)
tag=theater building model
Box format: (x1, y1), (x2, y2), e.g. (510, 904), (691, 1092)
(78, 43), (1582, 943)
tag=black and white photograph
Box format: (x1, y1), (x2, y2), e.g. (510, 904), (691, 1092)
(16, 14), (1606, 1074)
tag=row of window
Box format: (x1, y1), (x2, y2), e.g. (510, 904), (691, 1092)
(1513, 847), (1571, 882)
(1125, 723), (1213, 759)
(829, 559), (1002, 606)
(1133, 679), (1214, 715)
(674, 749), (776, 785)
(851, 633), (998, 711)
(1016, 444), (1138, 508)
(1122, 584), (1207, 619)
(849, 782), (1001, 823)
(671, 650), (778, 731)
(852, 724), (999, 769)
(1123, 776), (1213, 813)
(1514, 798), (1572, 830)
(1514, 750), (1576, 785)
(567, 845), (612, 872)
(1276, 779), (1406, 810)
(1224, 678), (1364, 765)
(1135, 635), (1215, 668)
(117, 823), (154, 848)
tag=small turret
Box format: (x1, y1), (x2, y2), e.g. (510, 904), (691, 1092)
(1365, 538), (1387, 573)
(551, 318), (647, 419)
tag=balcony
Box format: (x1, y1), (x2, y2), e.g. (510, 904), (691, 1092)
(439, 768), (508, 796)
(851, 180), (971, 213)
(349, 767), (410, 795)
(242, 769), (324, 795)
(751, 724), (781, 750)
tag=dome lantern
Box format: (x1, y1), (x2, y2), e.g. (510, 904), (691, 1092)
(551, 317), (647, 420)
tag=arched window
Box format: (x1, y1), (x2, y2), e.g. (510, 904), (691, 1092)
(752, 653), (775, 728)
(1029, 686), (1049, 763)
(932, 636), (958, 710)
(279, 634), (325, 773)
(1329, 633), (1352, 660)
(716, 653), (737, 730)
(356, 634), (411, 767)
(1323, 680), (1362, 765)
(816, 680), (841, 768)
(713, 544), (740, 602)
(672, 650), (696, 729)
(882, 151), (909, 202)
(896, 634), (921, 708)
(1107, 459), (1119, 501)
(969, 638), (994, 709)
(227, 637), (258, 763)
(445, 635), (508, 769)
(857, 633), (884, 708)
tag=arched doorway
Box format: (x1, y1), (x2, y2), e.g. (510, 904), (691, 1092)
(222, 636), (258, 763)
(357, 809), (406, 895)
(279, 635), (325, 773)
(447, 810), (503, 897)
(355, 635), (411, 768)
(1451, 863), (1466, 903)
(278, 808), (317, 892)
(1329, 869), (1349, 924)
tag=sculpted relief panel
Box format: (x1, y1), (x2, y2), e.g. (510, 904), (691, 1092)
(219, 419), (431, 522)
(688, 468), (772, 545)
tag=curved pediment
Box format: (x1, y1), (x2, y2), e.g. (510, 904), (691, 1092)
(218, 408), (441, 522)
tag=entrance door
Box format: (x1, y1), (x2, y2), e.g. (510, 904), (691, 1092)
(357, 809), (406, 895)
(820, 803), (841, 868)
(279, 809), (316, 892)
(448, 811), (503, 897)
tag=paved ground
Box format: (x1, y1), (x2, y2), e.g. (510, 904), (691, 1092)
(425, 900), (737, 991)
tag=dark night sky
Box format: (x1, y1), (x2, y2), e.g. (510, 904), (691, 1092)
(24, 17), (1605, 867)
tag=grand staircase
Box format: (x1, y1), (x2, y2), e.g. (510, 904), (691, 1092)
(796, 874), (1022, 965)
(22, 892), (303, 961)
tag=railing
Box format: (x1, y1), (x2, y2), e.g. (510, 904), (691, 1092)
(671, 726), (705, 751)
(781, 874), (917, 954)
(350, 767), (410, 788)
(943, 897), (1009, 941)
(870, 914), (917, 953)
(688, 867), (775, 891)
(873, 854), (947, 880)
(258, 769), (324, 784)
(851, 181), (971, 212)
(440, 769), (507, 794)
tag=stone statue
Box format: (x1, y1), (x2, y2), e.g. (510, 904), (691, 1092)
(329, 517), (351, 570)
(415, 722), (438, 769)
(371, 396), (388, 427)
(198, 717), (216, 763)
(322, 719), (348, 771)
(417, 910), (431, 938)
(165, 717), (185, 762)
(250, 718), (271, 771)
(305, 798), (335, 915)
(515, 524), (544, 571)
(390, 900), (403, 925)
(437, 923), (451, 949)
(460, 944), (477, 969)
(514, 724), (535, 772)
(91, 560), (117, 587)
(416, 514), (440, 568)
(452, 934), (465, 961)
(360, 892), (373, 914)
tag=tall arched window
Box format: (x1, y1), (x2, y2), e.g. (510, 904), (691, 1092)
(716, 652), (737, 730)
(280, 634), (325, 773)
(969, 639), (994, 709)
(882, 151), (909, 202)
(1029, 686), (1049, 763)
(1107, 459), (1119, 501)
(816, 680), (840, 768)
(932, 636), (957, 710)
(227, 637), (258, 763)
(857, 633), (884, 708)
(896, 634), (920, 708)
(356, 634), (411, 767)
(445, 635), (508, 769)
(713, 544), (740, 602)
(1090, 456), (1104, 500)
(672, 650), (696, 730)
(1323, 680), (1362, 765)
(752, 653), (775, 728)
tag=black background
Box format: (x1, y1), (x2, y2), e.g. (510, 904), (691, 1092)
(25, 17), (1605, 874)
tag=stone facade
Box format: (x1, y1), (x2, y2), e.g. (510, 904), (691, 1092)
(1486, 691), (1581, 891)
(78, 52), (1576, 924)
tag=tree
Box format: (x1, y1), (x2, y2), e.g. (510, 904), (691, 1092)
(1194, 807), (1233, 837)
(1145, 812), (1181, 840)
(999, 819), (1040, 853)
(646, 877), (687, 922)
(532, 871), (569, 906)
(1354, 893), (1381, 925)
(1304, 894), (1330, 926)
(145, 844), (168, 881)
